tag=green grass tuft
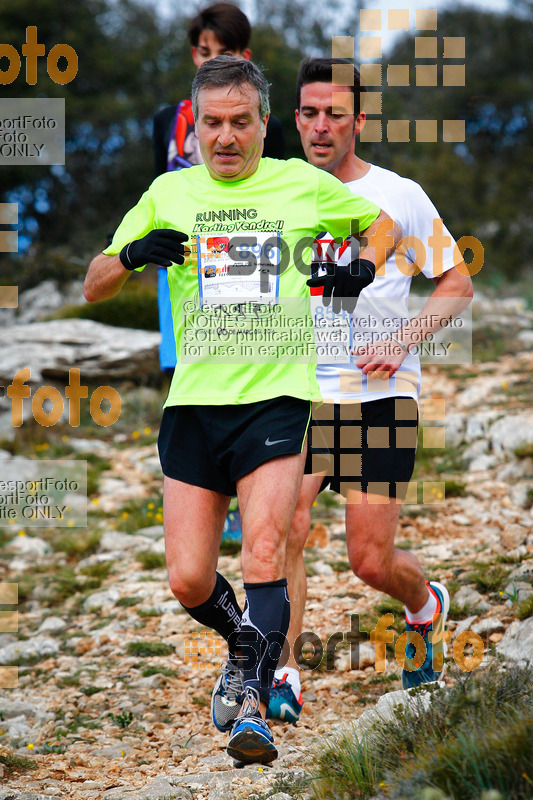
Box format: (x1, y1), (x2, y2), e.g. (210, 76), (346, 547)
(191, 696), (208, 707)
(116, 596), (140, 607)
(108, 710), (133, 728)
(48, 562), (111, 604)
(513, 442), (533, 459)
(516, 594), (533, 620)
(467, 564), (510, 594)
(443, 479), (467, 497)
(0, 751), (38, 776)
(126, 641), (175, 657)
(80, 561), (113, 580)
(51, 530), (102, 560)
(81, 685), (104, 696)
(141, 666), (177, 678)
(136, 550), (166, 570)
(138, 608), (161, 618)
(10, 573), (37, 604)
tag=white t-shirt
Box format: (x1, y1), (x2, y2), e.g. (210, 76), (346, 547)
(315, 164), (461, 404)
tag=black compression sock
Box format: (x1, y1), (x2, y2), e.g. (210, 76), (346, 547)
(182, 572), (242, 663)
(240, 578), (291, 706)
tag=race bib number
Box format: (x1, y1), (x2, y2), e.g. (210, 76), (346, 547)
(310, 233), (353, 363)
(197, 231), (281, 308)
(311, 296), (352, 363)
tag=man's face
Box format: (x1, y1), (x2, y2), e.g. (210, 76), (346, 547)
(196, 83), (268, 182)
(191, 29), (251, 68)
(296, 82), (362, 173)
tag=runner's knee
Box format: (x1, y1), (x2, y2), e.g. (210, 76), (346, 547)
(350, 552), (389, 590)
(168, 567), (213, 607)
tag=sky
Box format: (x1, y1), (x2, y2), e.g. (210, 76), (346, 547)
(154, 0), (517, 54)
(361, 0), (513, 52)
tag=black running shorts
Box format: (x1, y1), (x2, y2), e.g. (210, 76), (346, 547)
(306, 397), (418, 499)
(158, 396), (312, 496)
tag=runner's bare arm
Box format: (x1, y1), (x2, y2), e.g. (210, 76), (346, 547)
(382, 264), (473, 353)
(84, 229), (188, 303)
(84, 253), (131, 303)
(355, 265), (473, 377)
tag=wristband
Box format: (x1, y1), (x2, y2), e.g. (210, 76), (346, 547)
(119, 243), (136, 271)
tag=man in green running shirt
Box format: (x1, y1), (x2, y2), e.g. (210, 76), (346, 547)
(84, 55), (400, 765)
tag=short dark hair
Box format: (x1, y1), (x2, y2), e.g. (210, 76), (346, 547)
(296, 58), (366, 115)
(188, 3), (251, 52)
(192, 55), (270, 119)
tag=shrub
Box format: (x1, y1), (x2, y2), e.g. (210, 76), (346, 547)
(52, 282), (158, 330)
(311, 664), (533, 800)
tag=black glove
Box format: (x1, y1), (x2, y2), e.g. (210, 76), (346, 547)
(307, 258), (375, 314)
(119, 229), (188, 270)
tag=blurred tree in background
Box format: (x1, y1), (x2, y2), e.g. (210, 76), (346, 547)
(0, 0), (190, 267)
(0, 0), (531, 288)
(363, 3), (533, 283)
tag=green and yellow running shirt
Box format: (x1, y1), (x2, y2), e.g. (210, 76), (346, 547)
(104, 157), (380, 406)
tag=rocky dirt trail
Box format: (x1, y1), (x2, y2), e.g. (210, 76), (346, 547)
(0, 293), (532, 799)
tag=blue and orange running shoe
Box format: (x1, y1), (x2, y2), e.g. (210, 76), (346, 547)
(266, 673), (303, 723)
(402, 581), (450, 690)
(227, 686), (278, 765)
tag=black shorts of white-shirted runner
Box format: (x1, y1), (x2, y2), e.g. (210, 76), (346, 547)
(306, 397), (418, 500)
(158, 396), (312, 495)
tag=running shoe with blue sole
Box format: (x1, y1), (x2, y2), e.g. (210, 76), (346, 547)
(402, 581), (450, 690)
(266, 674), (303, 723)
(211, 661), (243, 732)
(227, 686), (278, 765)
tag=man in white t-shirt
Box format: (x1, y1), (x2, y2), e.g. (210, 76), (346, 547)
(267, 58), (474, 722)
